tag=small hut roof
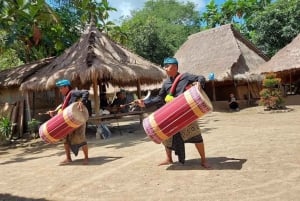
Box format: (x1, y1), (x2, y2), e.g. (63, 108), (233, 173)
(20, 24), (166, 91)
(258, 33), (300, 74)
(0, 57), (54, 89)
(174, 24), (269, 81)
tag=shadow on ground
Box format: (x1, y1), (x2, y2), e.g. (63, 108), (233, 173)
(0, 193), (49, 201)
(167, 157), (247, 171)
(57, 155), (123, 166)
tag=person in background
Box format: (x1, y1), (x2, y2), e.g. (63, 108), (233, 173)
(228, 93), (239, 111)
(110, 90), (129, 113)
(136, 57), (211, 168)
(48, 79), (89, 165)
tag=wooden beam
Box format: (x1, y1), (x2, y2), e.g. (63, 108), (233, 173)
(93, 78), (100, 116)
(136, 79), (141, 98)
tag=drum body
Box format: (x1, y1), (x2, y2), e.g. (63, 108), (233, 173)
(143, 85), (213, 144)
(39, 102), (89, 143)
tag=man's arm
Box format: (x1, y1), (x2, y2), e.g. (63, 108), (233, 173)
(184, 73), (206, 89)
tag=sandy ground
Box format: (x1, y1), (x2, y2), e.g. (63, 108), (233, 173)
(1, 105), (300, 201)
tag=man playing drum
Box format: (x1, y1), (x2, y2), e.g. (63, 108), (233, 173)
(48, 79), (89, 165)
(136, 57), (211, 168)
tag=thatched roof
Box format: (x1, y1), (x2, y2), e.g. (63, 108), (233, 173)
(0, 57), (54, 89)
(20, 24), (166, 91)
(174, 24), (269, 81)
(258, 33), (300, 74)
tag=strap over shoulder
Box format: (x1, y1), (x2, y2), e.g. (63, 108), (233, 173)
(169, 73), (184, 96)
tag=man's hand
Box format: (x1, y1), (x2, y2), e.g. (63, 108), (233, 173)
(134, 99), (145, 108)
(77, 101), (84, 112)
(48, 110), (55, 117)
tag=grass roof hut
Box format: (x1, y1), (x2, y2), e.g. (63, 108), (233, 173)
(20, 24), (166, 116)
(174, 24), (269, 104)
(0, 57), (54, 138)
(0, 57), (54, 110)
(257, 33), (300, 95)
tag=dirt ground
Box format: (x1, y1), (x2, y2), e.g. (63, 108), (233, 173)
(1, 105), (300, 201)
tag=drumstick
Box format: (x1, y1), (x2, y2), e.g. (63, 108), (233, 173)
(38, 112), (49, 115)
(38, 104), (62, 116)
(54, 104), (62, 111)
(121, 91), (152, 107)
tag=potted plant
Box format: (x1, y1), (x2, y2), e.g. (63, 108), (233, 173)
(259, 72), (284, 110)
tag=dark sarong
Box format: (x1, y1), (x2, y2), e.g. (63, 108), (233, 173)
(64, 124), (87, 156)
(162, 121), (203, 164)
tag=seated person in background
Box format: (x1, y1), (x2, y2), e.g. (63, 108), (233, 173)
(228, 93), (239, 111)
(110, 91), (129, 113)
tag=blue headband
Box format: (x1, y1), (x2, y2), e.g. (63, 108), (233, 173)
(163, 57), (178, 65)
(56, 79), (71, 87)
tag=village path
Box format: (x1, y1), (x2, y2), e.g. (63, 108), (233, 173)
(1, 106), (300, 201)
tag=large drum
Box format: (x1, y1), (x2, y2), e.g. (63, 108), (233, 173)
(143, 85), (213, 144)
(39, 102), (89, 143)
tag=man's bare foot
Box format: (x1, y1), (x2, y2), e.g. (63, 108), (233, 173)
(201, 162), (212, 169)
(158, 159), (173, 166)
(83, 158), (89, 165)
(59, 158), (72, 165)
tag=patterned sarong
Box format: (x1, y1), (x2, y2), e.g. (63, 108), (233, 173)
(64, 123), (87, 156)
(162, 121), (203, 164)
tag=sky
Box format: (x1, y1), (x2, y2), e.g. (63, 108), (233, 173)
(107, 0), (225, 23)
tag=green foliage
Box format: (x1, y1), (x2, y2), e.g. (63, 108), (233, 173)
(263, 78), (281, 88)
(28, 119), (41, 138)
(200, 0), (271, 29)
(0, 49), (24, 70)
(250, 0), (300, 57)
(201, 0), (222, 28)
(120, 0), (201, 64)
(259, 73), (284, 109)
(0, 117), (12, 140)
(0, 0), (63, 63)
(0, 0), (119, 66)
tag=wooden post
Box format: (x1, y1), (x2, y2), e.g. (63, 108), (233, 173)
(247, 80), (250, 105)
(24, 91), (31, 121)
(289, 71), (292, 94)
(212, 80), (216, 101)
(93, 78), (100, 116)
(136, 79), (141, 98)
(18, 99), (24, 138)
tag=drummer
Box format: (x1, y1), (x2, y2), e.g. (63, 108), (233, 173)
(136, 57), (211, 168)
(48, 79), (89, 165)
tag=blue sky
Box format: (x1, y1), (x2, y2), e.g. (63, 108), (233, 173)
(108, 0), (226, 23)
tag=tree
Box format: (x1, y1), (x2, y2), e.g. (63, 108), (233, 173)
(201, 0), (221, 28)
(0, 0), (120, 67)
(120, 0), (201, 64)
(200, 0), (271, 31)
(250, 0), (300, 57)
(0, 0), (61, 62)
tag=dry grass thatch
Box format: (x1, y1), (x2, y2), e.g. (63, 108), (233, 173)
(258, 33), (300, 74)
(0, 57), (54, 89)
(174, 24), (269, 82)
(20, 24), (166, 91)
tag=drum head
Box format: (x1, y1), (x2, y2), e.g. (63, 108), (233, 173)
(68, 102), (89, 123)
(195, 85), (213, 112)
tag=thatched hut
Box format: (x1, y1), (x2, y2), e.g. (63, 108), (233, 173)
(0, 57), (54, 110)
(174, 24), (269, 107)
(257, 33), (300, 96)
(20, 24), (166, 116)
(0, 57), (54, 138)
